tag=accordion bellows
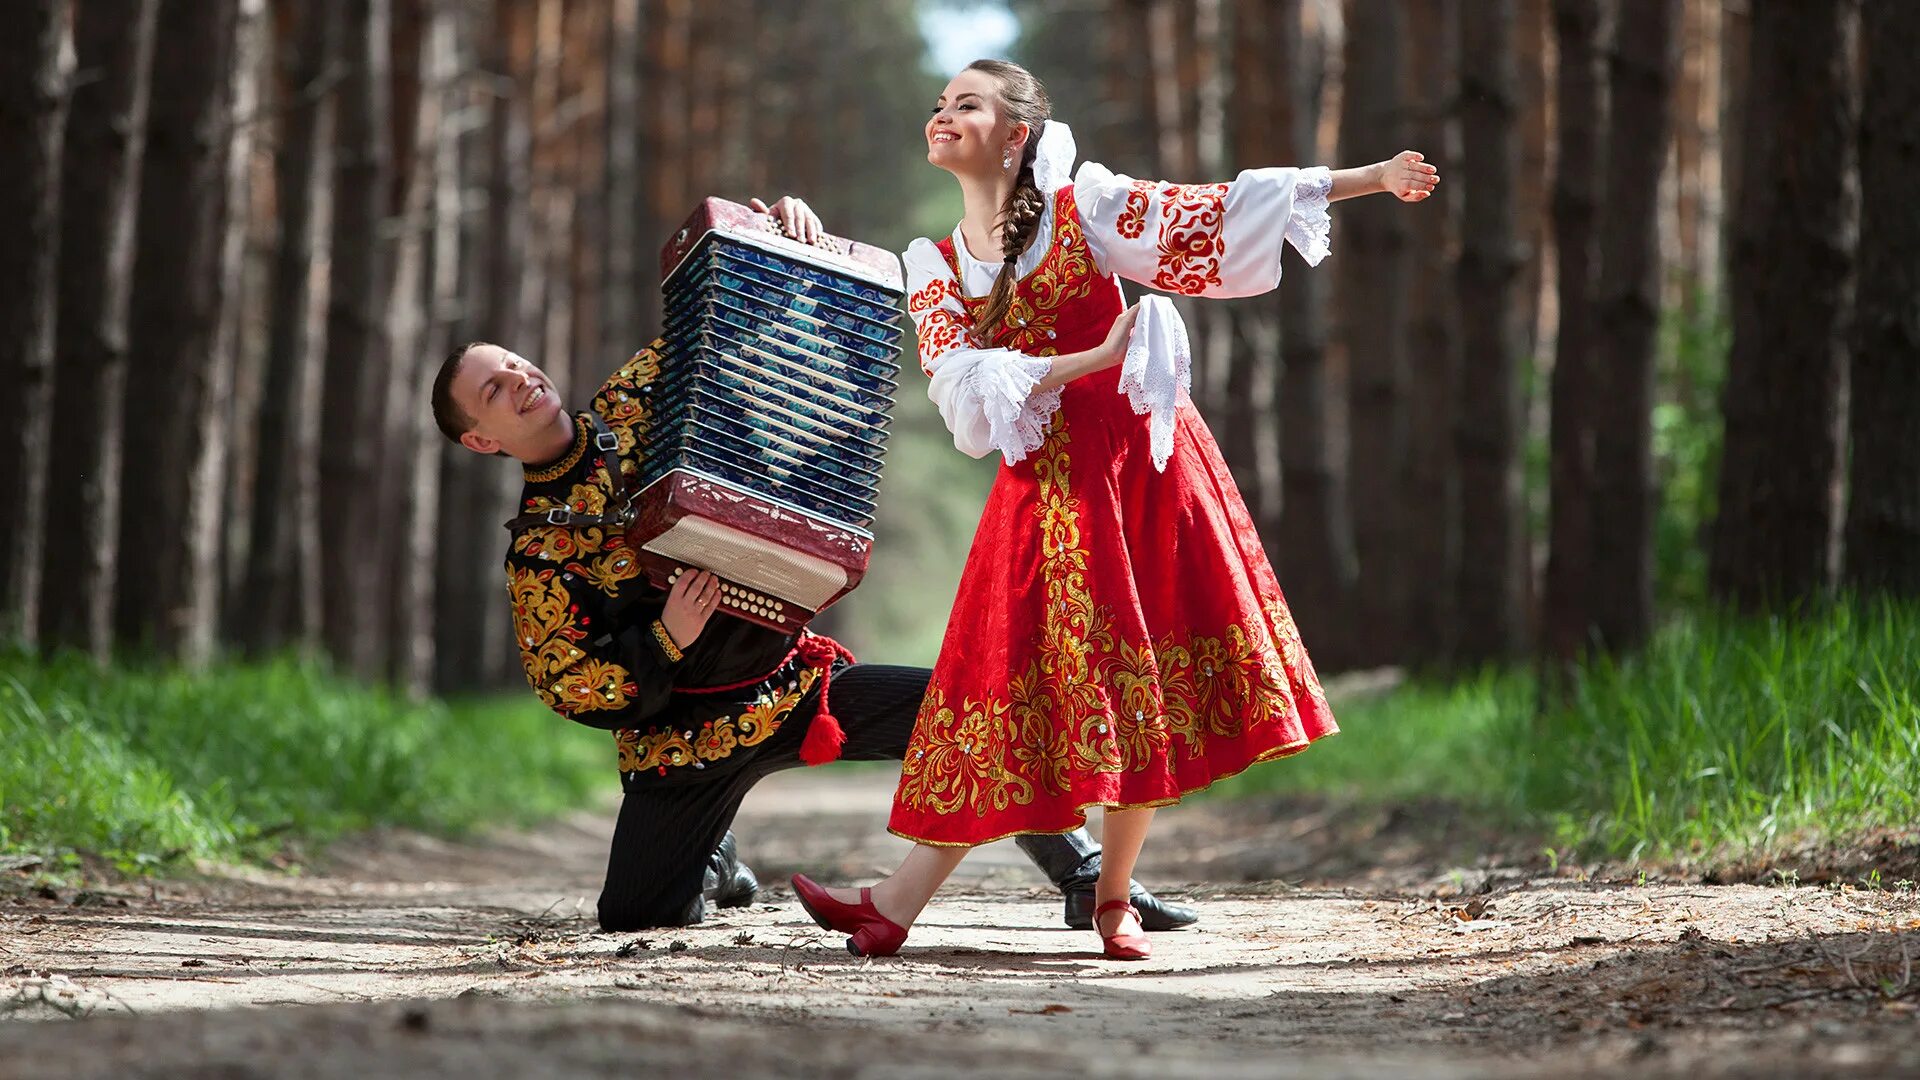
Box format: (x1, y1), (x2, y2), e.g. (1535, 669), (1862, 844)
(629, 198), (906, 631)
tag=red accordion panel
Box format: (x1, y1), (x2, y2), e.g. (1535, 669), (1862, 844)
(627, 469), (873, 633)
(658, 196), (904, 292)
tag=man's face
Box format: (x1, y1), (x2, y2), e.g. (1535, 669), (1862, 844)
(450, 344), (566, 456)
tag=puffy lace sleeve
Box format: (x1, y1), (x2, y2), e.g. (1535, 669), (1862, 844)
(903, 238), (1062, 464)
(1072, 161), (1333, 297)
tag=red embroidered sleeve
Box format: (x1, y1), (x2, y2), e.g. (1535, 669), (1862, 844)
(1148, 182), (1231, 296)
(908, 275), (973, 375)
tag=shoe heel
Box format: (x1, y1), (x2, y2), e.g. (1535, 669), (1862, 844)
(849, 925), (900, 958)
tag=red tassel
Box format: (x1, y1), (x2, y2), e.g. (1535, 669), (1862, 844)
(799, 705), (845, 766)
(796, 632), (854, 766)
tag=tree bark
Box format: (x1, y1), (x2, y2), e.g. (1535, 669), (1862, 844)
(239, 0), (336, 653)
(1843, 0), (1920, 596)
(1223, 0), (1287, 532)
(1275, 3), (1359, 670)
(42, 0), (155, 659)
(1709, 0), (1857, 611)
(1588, 0), (1680, 652)
(1337, 0), (1411, 665)
(1542, 0), (1606, 665)
(320, 0), (392, 674)
(0, 0), (71, 647)
(1515, 0), (1551, 361)
(386, 0), (456, 696)
(119, 0), (242, 657)
(1452, 0), (1527, 664)
(602, 0), (643, 356)
(204, 0), (267, 665)
(1403, 0), (1461, 663)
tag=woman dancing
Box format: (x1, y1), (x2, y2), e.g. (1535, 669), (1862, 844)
(794, 59), (1438, 960)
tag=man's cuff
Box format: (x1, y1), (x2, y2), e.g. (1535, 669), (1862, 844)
(649, 619), (685, 664)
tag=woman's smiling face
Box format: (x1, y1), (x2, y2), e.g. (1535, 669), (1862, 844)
(925, 68), (1021, 175)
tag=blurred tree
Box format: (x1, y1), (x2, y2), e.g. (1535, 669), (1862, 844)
(0, 0), (71, 648)
(1337, 0), (1411, 665)
(1710, 0), (1857, 610)
(240, 0), (338, 654)
(42, 0), (156, 660)
(321, 0), (393, 674)
(1453, 0), (1527, 663)
(119, 0), (242, 661)
(1543, 0), (1605, 666)
(1844, 0), (1920, 596)
(1404, 0), (1461, 664)
(1589, 0), (1681, 653)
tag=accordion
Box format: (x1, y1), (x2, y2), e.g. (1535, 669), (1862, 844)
(628, 198), (905, 632)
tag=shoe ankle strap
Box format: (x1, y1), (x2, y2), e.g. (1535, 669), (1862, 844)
(1093, 899), (1138, 919)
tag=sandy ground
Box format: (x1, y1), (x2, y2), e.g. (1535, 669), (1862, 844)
(4, 767), (1919, 1078)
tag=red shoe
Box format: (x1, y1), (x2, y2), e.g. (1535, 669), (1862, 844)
(791, 873), (909, 957)
(1095, 900), (1151, 961)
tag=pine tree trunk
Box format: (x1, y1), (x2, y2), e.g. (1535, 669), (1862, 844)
(1452, 0), (1527, 663)
(602, 0), (643, 355)
(1844, 0), (1920, 596)
(239, 0), (336, 653)
(1223, 0), (1288, 534)
(1337, 0), (1411, 665)
(1718, 1), (1749, 303)
(384, 0), (439, 687)
(320, 0), (392, 674)
(120, 0), (242, 656)
(0, 0), (71, 647)
(1709, 0), (1857, 611)
(199, 0), (266, 665)
(1515, 0), (1551, 361)
(42, 0), (156, 659)
(1542, 0), (1605, 665)
(1589, 0), (1680, 652)
(1403, 0), (1461, 663)
(1276, 3), (1359, 670)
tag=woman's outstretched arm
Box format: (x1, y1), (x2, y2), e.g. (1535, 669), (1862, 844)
(1329, 150), (1440, 202)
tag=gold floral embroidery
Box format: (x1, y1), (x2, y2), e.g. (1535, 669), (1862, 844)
(571, 544), (641, 597)
(896, 423), (1324, 821)
(938, 187), (1100, 357)
(615, 666), (823, 773)
(509, 564), (636, 716)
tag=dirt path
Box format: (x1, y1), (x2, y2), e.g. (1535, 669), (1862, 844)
(4, 768), (1919, 1078)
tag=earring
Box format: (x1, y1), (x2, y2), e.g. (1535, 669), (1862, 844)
(1002, 148), (1014, 169)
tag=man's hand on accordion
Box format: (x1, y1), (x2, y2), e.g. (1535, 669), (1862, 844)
(661, 568), (723, 650)
(749, 195), (823, 246)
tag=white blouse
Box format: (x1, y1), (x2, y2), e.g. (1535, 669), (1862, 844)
(903, 122), (1332, 466)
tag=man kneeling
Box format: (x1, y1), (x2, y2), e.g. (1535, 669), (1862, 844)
(430, 223), (1198, 931)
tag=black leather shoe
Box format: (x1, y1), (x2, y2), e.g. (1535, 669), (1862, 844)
(1063, 881), (1198, 932)
(718, 858), (759, 909)
(702, 831), (759, 909)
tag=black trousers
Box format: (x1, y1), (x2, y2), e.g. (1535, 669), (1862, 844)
(597, 663), (1101, 930)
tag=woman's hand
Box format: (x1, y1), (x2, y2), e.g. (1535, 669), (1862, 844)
(660, 569), (722, 649)
(1379, 150), (1439, 202)
(1097, 303), (1142, 369)
(749, 195), (823, 244)
(1035, 304), (1141, 393)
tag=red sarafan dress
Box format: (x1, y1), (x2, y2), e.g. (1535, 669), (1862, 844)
(888, 126), (1341, 846)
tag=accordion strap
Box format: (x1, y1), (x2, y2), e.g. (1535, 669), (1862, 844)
(504, 414), (638, 534)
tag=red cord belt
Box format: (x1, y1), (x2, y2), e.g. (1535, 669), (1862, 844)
(672, 631), (856, 766)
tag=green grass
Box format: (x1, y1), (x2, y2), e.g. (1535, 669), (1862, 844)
(0, 651), (609, 874)
(1210, 599), (1920, 863)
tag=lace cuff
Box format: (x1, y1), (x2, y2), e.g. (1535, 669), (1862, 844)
(1285, 166), (1333, 267)
(1117, 296), (1193, 472)
(965, 351), (1062, 465)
